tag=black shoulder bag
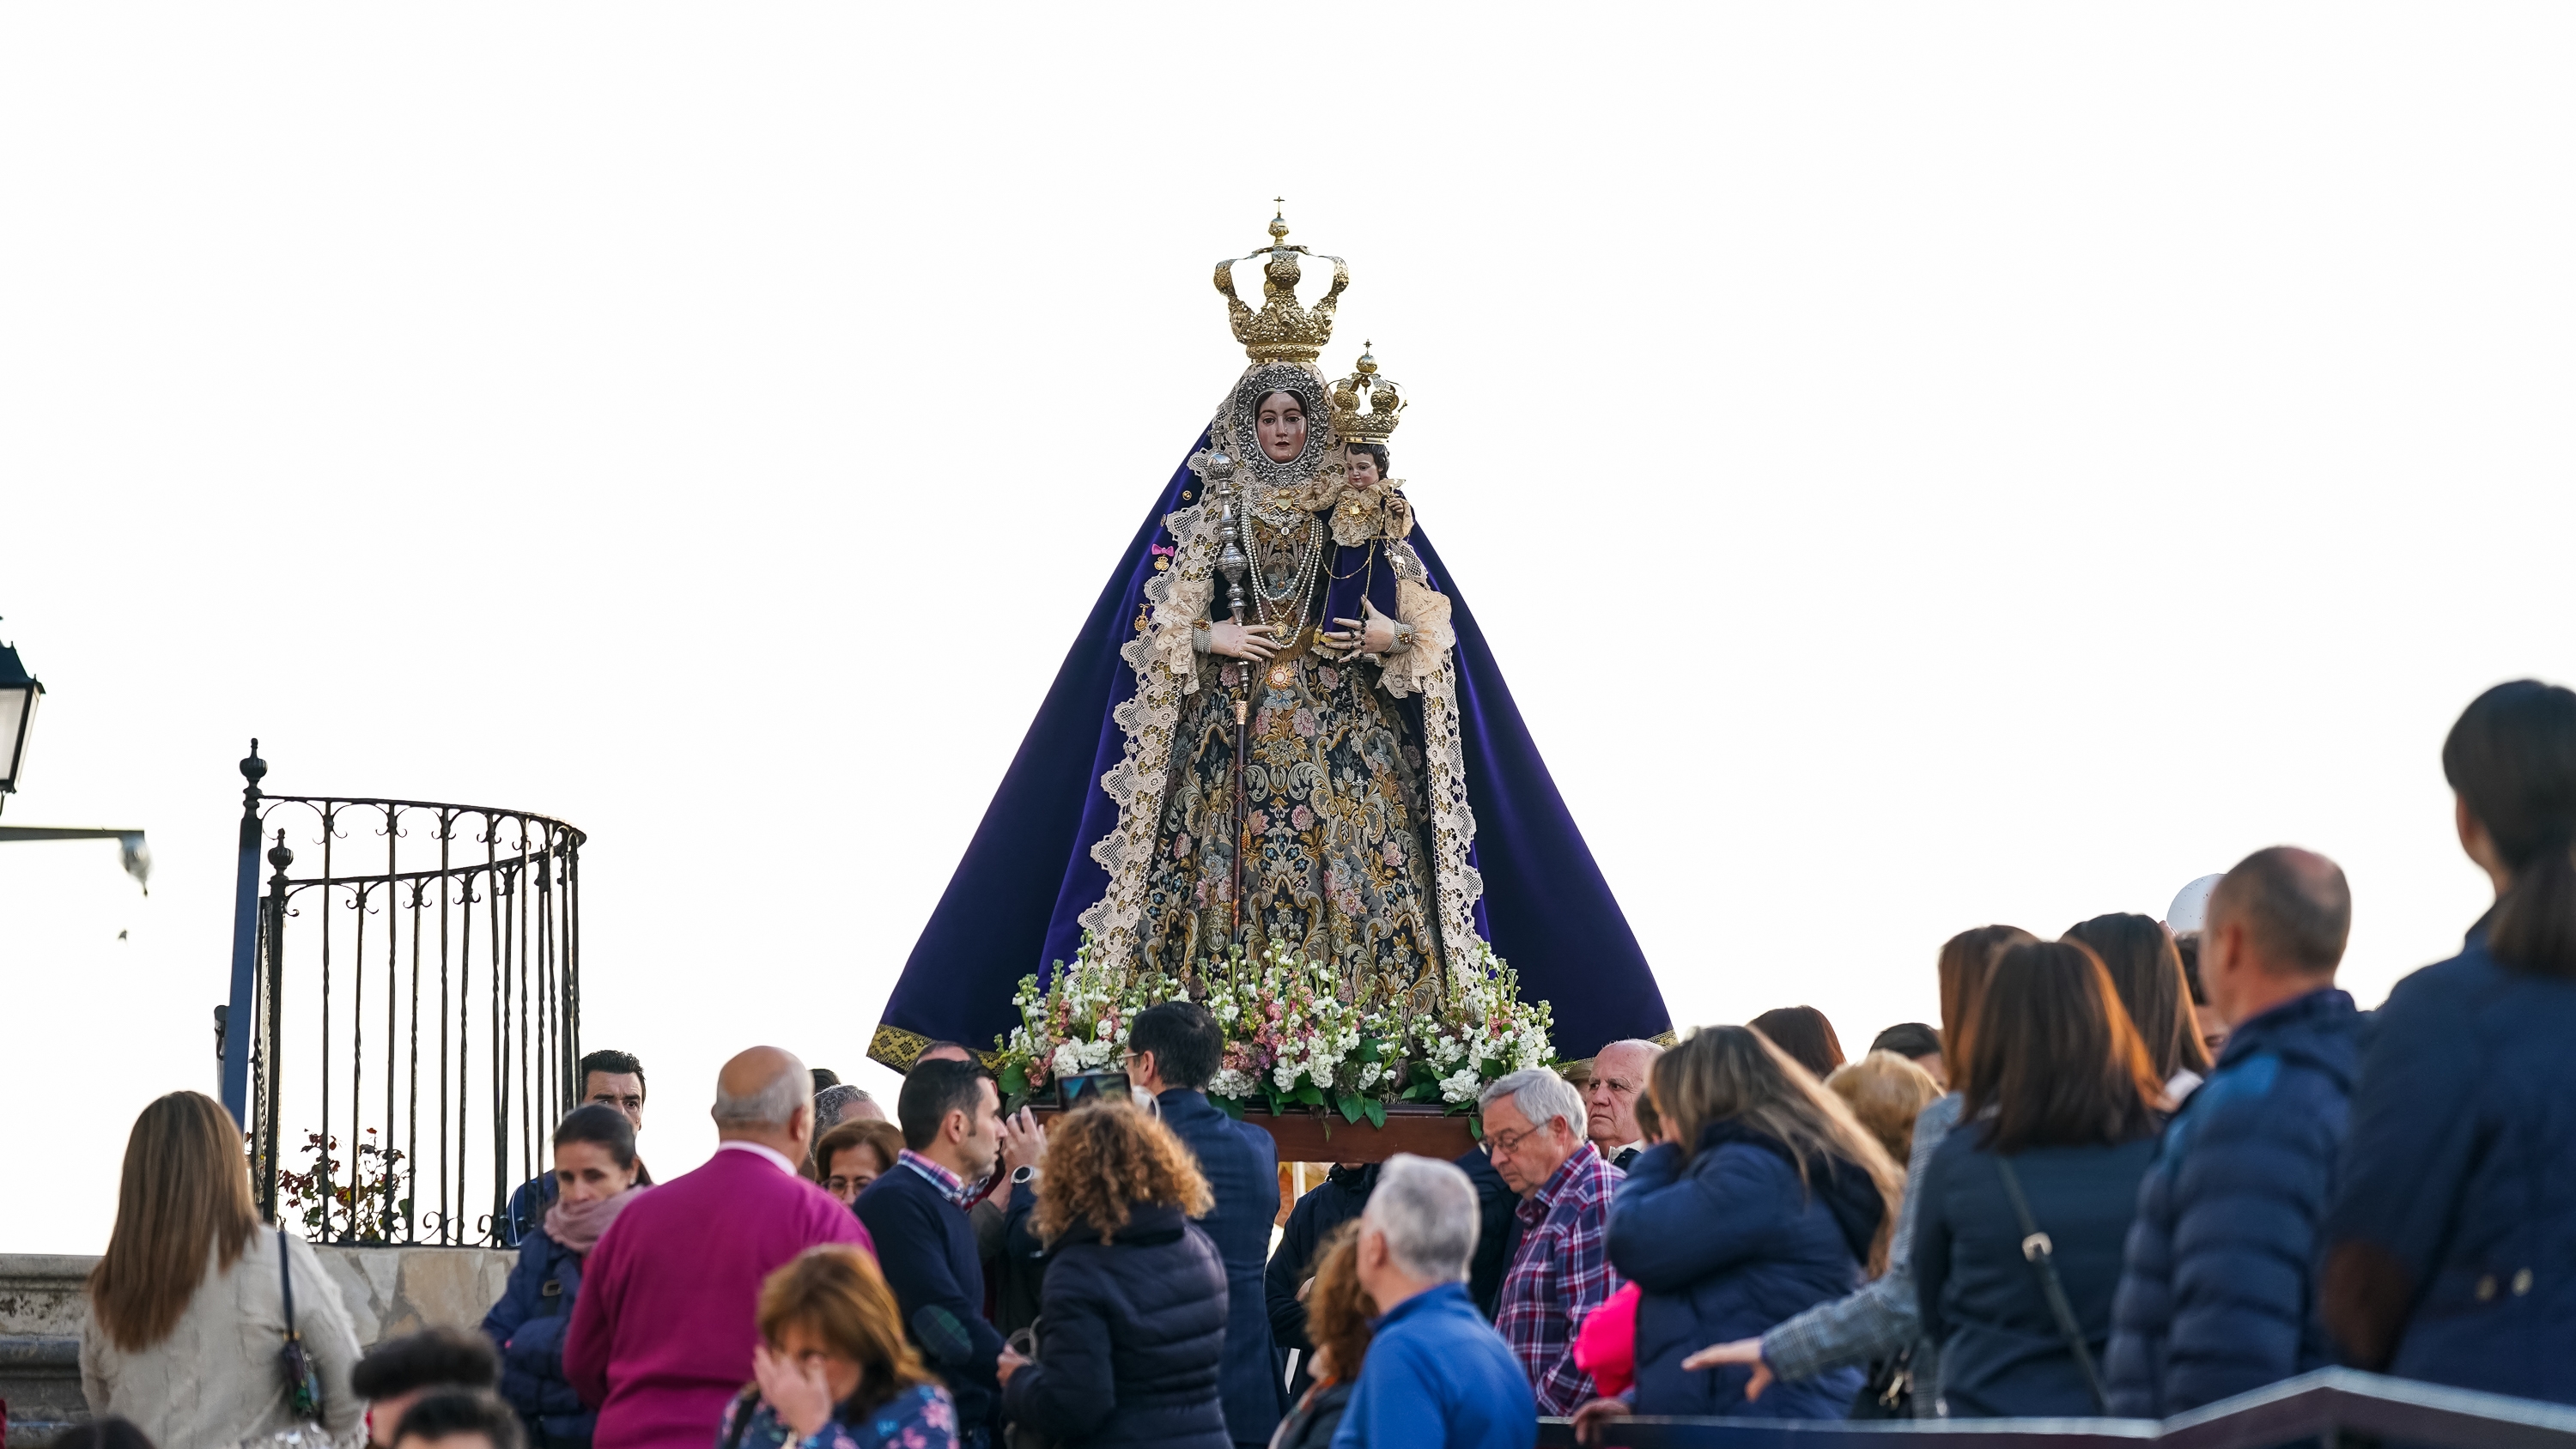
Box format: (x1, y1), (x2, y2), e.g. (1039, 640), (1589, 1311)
(276, 1228), (325, 1423)
(1992, 1158), (2108, 1415)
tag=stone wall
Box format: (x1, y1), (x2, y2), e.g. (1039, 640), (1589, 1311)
(0, 1246), (514, 1448)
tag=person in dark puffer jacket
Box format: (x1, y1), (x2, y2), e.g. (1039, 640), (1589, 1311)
(483, 1105), (648, 1448)
(2106, 846), (2360, 1416)
(1000, 1100), (1230, 1449)
(1915, 942), (2166, 1417)
(1584, 1025), (1898, 1434)
(2323, 681), (2576, 1404)
(1267, 1163), (1377, 1401)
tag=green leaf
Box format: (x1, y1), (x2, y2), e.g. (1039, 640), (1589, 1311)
(1214, 1094), (1245, 1120)
(1336, 1092), (1363, 1125)
(1355, 1039), (1384, 1064)
(999, 1062), (1030, 1099)
(1363, 1099), (1387, 1130)
(1292, 1084), (1327, 1107)
(1467, 1113), (1486, 1139)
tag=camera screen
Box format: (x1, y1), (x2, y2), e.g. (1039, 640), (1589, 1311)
(1058, 1070), (1132, 1110)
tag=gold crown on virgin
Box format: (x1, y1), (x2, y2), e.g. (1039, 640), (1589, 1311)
(1329, 345), (1405, 446)
(1213, 205), (1349, 365)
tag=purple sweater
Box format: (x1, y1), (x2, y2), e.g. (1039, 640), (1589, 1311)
(566, 1145), (873, 1449)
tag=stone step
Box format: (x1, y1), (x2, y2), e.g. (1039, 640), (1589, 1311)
(0, 1246), (514, 1448)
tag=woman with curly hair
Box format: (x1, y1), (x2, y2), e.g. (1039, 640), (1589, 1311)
(997, 1100), (1228, 1449)
(1270, 1222), (1375, 1449)
(718, 1245), (956, 1449)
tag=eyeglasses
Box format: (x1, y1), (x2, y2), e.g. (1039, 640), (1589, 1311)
(1481, 1124), (1540, 1158)
(823, 1174), (875, 1197)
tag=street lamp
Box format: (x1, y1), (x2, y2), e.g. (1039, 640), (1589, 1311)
(0, 636), (42, 815)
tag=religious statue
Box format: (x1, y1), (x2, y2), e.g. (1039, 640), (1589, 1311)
(872, 211), (1668, 1070)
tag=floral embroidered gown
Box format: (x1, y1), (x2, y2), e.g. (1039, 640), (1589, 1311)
(1132, 476), (1458, 1013)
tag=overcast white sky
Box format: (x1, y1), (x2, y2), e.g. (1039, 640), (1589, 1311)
(7, 5), (2573, 1252)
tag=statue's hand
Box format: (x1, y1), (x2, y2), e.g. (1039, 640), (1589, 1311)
(1321, 598), (1402, 657)
(1206, 620), (1278, 661)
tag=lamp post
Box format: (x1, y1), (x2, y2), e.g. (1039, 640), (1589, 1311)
(221, 741), (267, 1126)
(0, 637), (44, 815)
(0, 633), (150, 886)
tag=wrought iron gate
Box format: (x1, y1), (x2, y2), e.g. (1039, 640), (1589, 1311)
(220, 743), (585, 1246)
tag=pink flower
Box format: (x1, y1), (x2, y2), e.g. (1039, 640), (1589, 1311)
(1173, 833), (1193, 858)
(1291, 804), (1314, 831)
(1249, 810), (1269, 835)
(1318, 666), (1341, 689)
(1292, 707), (1320, 738)
(1382, 839), (1405, 866)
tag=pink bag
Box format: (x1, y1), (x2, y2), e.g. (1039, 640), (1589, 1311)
(1572, 1281), (1640, 1397)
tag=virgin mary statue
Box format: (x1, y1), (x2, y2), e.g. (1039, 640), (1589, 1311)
(871, 214), (1668, 1068)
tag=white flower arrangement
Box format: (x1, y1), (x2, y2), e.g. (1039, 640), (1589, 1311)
(992, 934), (1556, 1125)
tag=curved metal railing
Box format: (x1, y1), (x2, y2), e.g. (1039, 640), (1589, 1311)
(233, 767), (584, 1246)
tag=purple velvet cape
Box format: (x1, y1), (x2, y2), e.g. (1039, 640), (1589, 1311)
(874, 439), (1669, 1065)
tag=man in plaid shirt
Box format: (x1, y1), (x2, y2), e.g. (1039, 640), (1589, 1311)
(1481, 1067), (1626, 1416)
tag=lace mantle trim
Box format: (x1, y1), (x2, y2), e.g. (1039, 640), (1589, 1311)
(1383, 538), (1482, 961)
(1078, 492), (1221, 969)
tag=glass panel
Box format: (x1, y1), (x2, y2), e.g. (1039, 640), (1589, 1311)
(0, 685), (31, 786)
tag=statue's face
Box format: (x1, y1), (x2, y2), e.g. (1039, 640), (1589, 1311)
(1344, 447), (1381, 488)
(1256, 392), (1307, 464)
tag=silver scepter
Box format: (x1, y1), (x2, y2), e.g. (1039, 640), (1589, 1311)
(1211, 452), (1249, 623)
(1207, 450), (1253, 948)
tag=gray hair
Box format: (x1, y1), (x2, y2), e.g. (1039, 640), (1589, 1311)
(1478, 1067), (1585, 1137)
(812, 1084), (876, 1131)
(713, 1050), (810, 1129)
(1362, 1154), (1480, 1282)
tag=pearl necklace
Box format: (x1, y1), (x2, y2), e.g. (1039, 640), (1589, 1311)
(1244, 511), (1325, 638)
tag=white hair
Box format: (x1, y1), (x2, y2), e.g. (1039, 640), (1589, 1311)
(1479, 1066), (1585, 1137)
(1363, 1154), (1480, 1283)
(712, 1050), (811, 1129)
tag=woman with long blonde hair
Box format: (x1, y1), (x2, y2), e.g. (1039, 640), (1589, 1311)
(1578, 1026), (1901, 1432)
(998, 1100), (1228, 1449)
(1672, 925), (2034, 1418)
(82, 1091), (364, 1447)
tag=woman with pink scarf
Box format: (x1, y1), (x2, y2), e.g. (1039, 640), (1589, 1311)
(484, 1104), (653, 1449)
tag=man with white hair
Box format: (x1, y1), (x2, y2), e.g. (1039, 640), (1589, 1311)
(565, 1046), (872, 1449)
(1583, 1040), (1662, 1169)
(1480, 1068), (1625, 1416)
(1337, 1155), (1535, 1449)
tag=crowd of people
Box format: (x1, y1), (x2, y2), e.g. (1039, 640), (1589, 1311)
(64, 678), (2576, 1448)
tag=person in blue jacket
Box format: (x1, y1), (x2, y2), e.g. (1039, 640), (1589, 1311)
(1913, 941), (2165, 1417)
(2323, 680), (2576, 1404)
(2105, 846), (2360, 1416)
(1580, 1025), (1898, 1436)
(482, 1104), (648, 1448)
(1125, 1001), (1282, 1449)
(1331, 1155), (1533, 1449)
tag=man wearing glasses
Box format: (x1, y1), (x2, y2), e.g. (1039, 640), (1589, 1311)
(1479, 1068), (1626, 1416)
